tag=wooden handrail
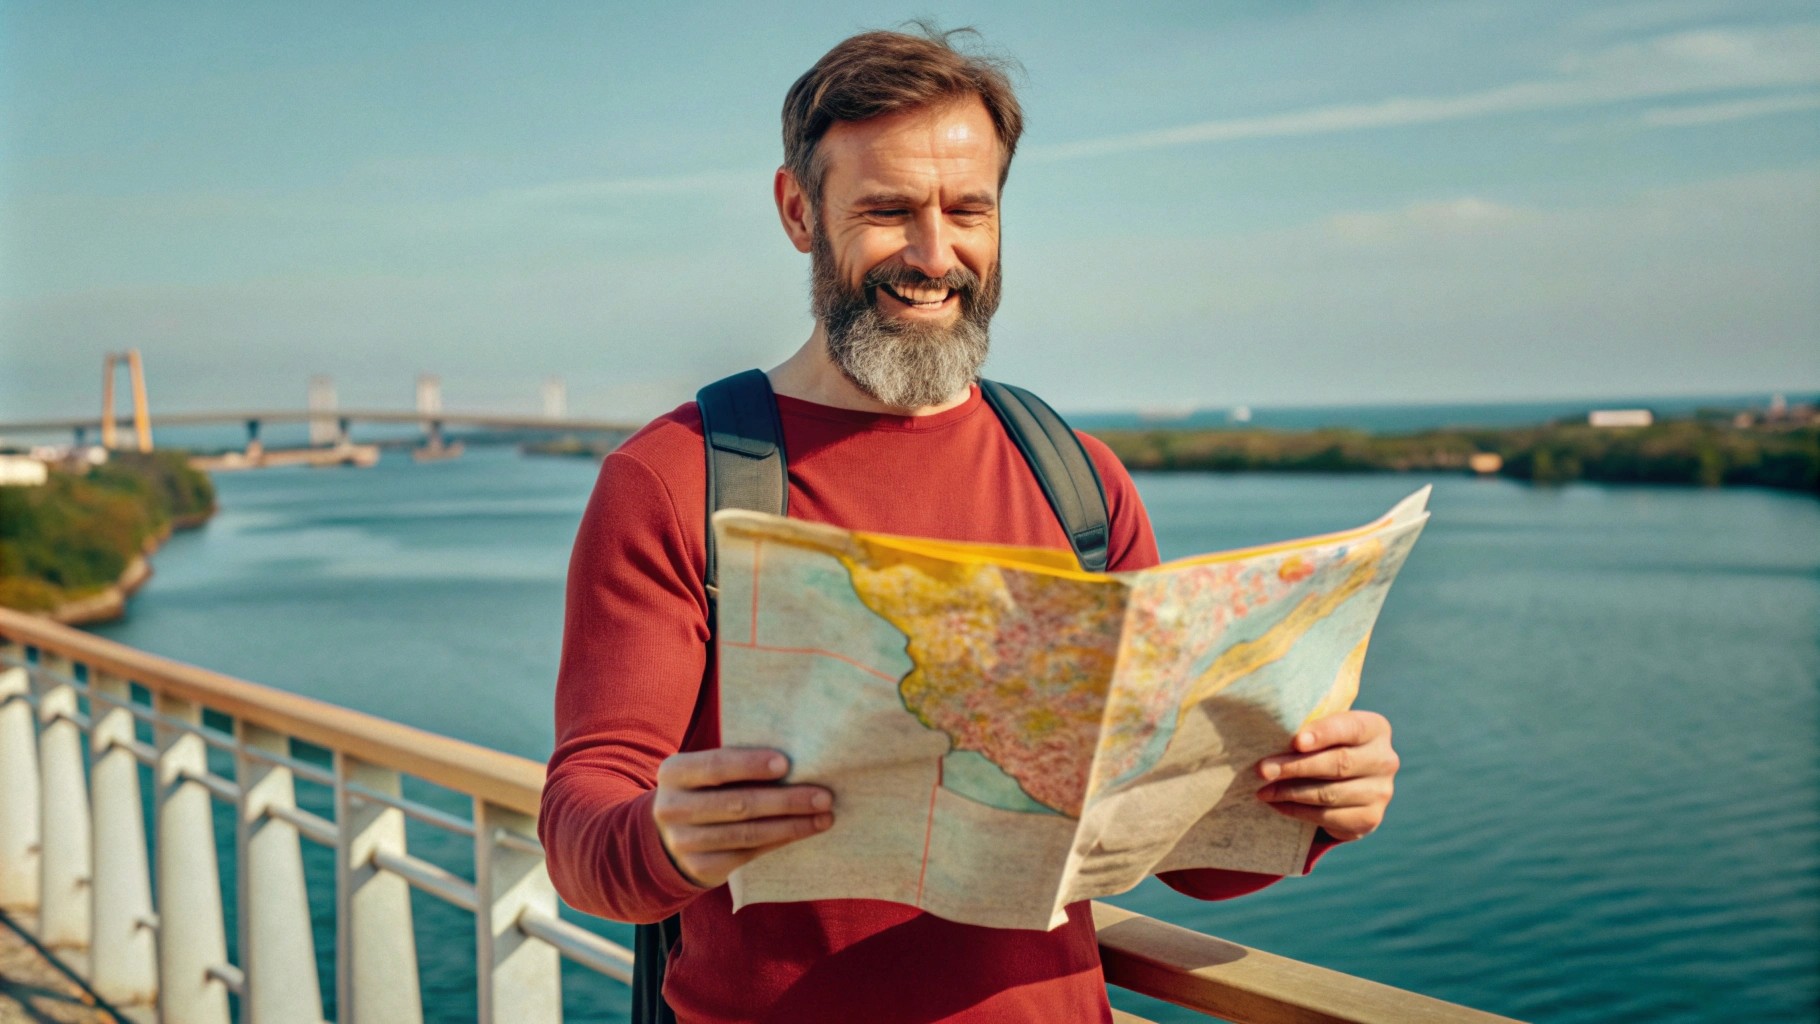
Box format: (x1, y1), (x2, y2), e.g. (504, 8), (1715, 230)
(0, 607), (543, 816)
(1092, 903), (1521, 1023)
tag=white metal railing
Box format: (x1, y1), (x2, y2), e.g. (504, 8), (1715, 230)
(0, 610), (631, 1024)
(0, 606), (1518, 1024)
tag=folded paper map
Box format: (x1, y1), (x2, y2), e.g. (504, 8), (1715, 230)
(715, 487), (1430, 930)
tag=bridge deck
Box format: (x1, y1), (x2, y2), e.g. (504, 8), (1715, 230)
(0, 913), (136, 1024)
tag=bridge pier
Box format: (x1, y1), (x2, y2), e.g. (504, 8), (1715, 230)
(413, 418), (464, 463)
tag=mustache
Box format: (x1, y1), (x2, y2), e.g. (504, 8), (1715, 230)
(862, 259), (983, 299)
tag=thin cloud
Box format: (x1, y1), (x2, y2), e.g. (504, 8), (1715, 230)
(1030, 24), (1820, 160)
(1326, 197), (1526, 243)
(1642, 92), (1820, 126)
(496, 169), (763, 206)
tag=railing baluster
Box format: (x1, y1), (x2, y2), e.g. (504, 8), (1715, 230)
(0, 642), (39, 911)
(89, 669), (158, 1006)
(335, 754), (423, 1024)
(474, 801), (560, 1024)
(237, 722), (324, 1024)
(156, 692), (231, 1024)
(36, 653), (92, 951)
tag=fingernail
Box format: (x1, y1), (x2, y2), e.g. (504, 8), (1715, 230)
(768, 755), (787, 775)
(814, 813), (833, 830)
(1259, 762), (1281, 781)
(1255, 785), (1273, 801)
(1296, 732), (1314, 749)
(812, 791), (832, 811)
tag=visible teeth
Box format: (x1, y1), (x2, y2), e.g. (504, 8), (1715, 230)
(889, 286), (949, 305)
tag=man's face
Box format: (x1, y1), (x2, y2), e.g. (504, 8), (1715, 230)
(807, 97), (1003, 409)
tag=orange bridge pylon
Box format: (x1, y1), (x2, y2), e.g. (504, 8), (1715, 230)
(101, 349), (153, 452)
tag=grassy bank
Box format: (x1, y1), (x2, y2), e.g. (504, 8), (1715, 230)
(1095, 419), (1820, 493)
(0, 451), (216, 615)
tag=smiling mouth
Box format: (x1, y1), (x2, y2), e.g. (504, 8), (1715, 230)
(878, 284), (955, 310)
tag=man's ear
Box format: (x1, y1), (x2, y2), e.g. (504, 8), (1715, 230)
(774, 167), (815, 254)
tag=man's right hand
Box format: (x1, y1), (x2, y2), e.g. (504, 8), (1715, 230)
(652, 747), (834, 889)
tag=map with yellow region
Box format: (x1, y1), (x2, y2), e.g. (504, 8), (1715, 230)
(715, 488), (1428, 931)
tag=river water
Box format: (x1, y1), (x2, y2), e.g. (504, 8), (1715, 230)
(85, 445), (1819, 1023)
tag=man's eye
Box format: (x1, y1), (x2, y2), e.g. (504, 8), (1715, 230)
(870, 209), (908, 218)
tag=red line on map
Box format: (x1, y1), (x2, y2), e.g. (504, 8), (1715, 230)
(749, 538), (763, 644)
(915, 755), (942, 907)
(719, 640), (901, 683)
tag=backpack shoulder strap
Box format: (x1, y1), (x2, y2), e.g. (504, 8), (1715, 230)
(979, 379), (1112, 573)
(696, 368), (790, 589)
(634, 369), (788, 1024)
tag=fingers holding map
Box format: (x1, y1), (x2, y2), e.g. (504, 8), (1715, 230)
(714, 487), (1430, 930)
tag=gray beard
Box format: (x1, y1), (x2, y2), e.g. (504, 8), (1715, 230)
(811, 232), (999, 410)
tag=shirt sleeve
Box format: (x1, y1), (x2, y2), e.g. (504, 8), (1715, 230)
(1078, 432), (1345, 900)
(539, 448), (710, 923)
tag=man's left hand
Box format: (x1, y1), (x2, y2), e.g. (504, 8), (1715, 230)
(1253, 710), (1399, 842)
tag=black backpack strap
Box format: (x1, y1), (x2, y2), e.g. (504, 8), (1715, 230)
(697, 368), (791, 588)
(633, 369), (790, 1024)
(631, 916), (681, 1024)
(979, 379), (1111, 573)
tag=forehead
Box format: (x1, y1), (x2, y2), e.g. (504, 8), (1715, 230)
(817, 97), (1002, 202)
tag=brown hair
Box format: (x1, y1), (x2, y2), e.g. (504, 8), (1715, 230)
(782, 24), (1024, 211)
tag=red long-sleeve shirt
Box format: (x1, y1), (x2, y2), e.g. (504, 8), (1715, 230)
(542, 384), (1322, 1023)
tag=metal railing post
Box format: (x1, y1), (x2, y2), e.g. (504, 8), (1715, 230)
(474, 801), (559, 1024)
(0, 643), (39, 911)
(36, 653), (92, 951)
(335, 754), (423, 1024)
(236, 722), (324, 1024)
(89, 670), (158, 1006)
(155, 692), (230, 1024)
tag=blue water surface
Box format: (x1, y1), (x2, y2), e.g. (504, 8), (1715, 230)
(86, 446), (1820, 1023)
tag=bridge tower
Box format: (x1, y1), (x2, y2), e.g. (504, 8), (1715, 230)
(542, 377), (567, 420)
(416, 375), (442, 416)
(413, 374), (461, 462)
(100, 350), (153, 452)
(308, 375), (340, 446)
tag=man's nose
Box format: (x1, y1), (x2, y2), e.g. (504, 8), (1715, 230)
(900, 208), (957, 280)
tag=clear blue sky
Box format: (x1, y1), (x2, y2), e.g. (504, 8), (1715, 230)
(3, 1), (1817, 420)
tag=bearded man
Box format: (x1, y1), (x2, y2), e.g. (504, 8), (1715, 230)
(541, 26), (1400, 1024)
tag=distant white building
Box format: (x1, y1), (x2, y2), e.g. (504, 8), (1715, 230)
(0, 454), (49, 486)
(1588, 409), (1653, 428)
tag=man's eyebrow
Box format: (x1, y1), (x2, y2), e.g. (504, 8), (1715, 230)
(850, 191), (998, 209)
(852, 192), (919, 209)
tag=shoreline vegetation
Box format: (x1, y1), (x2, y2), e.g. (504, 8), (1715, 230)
(0, 451), (216, 623)
(1096, 418), (1819, 493)
(526, 415), (1820, 494)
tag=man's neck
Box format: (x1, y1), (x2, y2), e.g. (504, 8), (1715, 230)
(767, 326), (973, 416)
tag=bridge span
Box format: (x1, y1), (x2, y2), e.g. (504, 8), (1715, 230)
(0, 409), (642, 438)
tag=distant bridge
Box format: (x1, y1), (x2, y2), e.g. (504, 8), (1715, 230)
(0, 409), (642, 439)
(3, 356), (636, 452)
